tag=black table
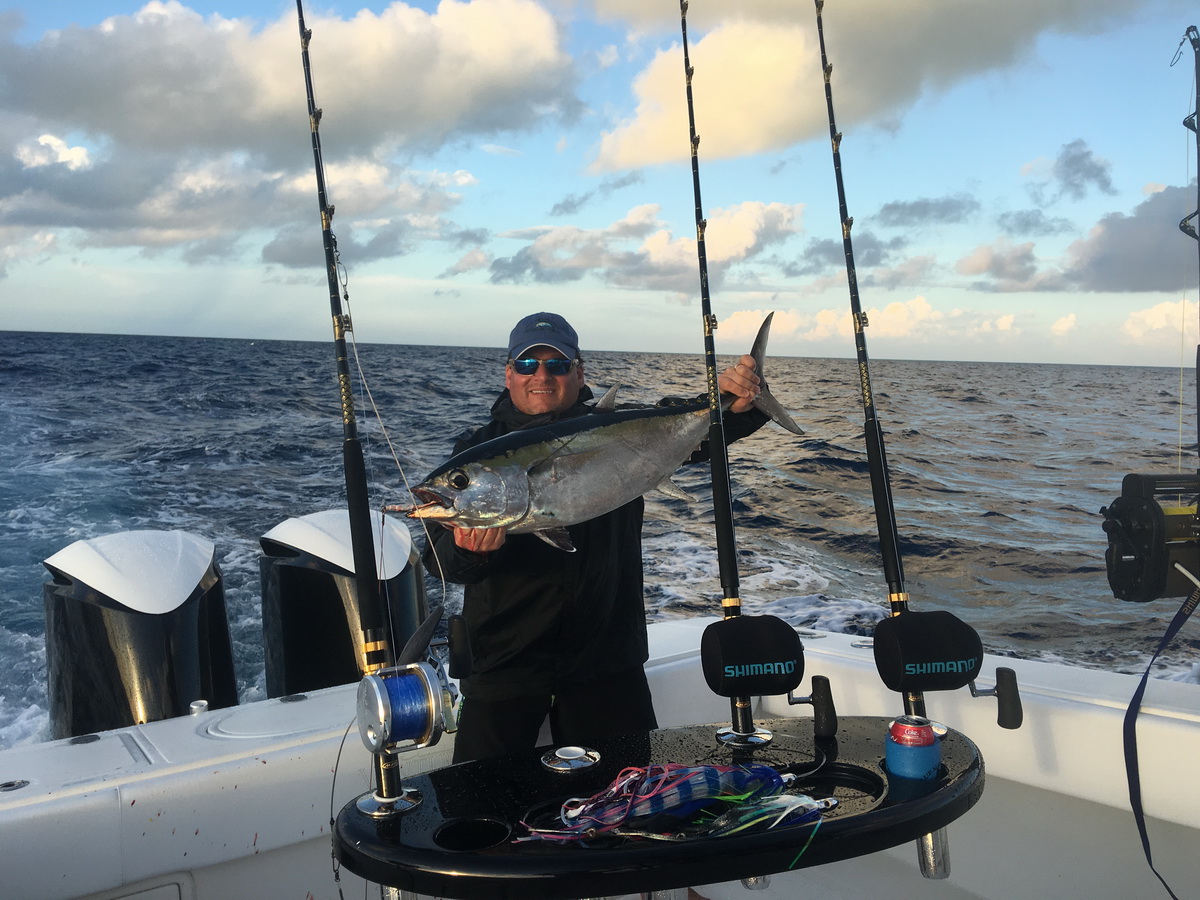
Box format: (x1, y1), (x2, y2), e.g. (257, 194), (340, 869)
(335, 716), (984, 899)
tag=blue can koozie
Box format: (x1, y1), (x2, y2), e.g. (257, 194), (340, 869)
(885, 715), (941, 780)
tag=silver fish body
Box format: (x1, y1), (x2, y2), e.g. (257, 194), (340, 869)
(410, 399), (711, 536)
(408, 314), (802, 549)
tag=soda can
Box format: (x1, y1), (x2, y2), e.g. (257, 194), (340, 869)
(885, 715), (941, 781)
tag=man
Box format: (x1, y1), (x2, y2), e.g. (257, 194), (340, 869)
(424, 312), (768, 762)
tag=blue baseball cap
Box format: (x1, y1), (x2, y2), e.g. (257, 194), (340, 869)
(507, 312), (580, 359)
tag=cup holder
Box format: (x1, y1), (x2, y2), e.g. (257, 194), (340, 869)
(433, 816), (512, 851)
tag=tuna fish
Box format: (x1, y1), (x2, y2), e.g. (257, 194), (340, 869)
(407, 314), (803, 550)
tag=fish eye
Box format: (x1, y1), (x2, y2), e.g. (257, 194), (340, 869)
(448, 469), (471, 491)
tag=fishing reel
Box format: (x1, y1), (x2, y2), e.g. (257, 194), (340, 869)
(1101, 473), (1200, 602)
(357, 659), (458, 755)
(353, 656), (458, 817)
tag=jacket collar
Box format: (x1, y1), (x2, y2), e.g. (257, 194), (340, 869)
(490, 384), (596, 431)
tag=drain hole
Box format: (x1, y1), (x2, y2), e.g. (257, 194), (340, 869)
(433, 817), (511, 851)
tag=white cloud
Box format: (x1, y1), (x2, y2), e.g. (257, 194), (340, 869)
(592, 0), (1147, 170)
(487, 200), (802, 291)
(443, 248), (492, 276)
(720, 296), (1032, 348)
(14, 134), (91, 170)
(0, 228), (56, 276)
(596, 44), (620, 69)
(869, 296), (945, 338)
(1122, 298), (1200, 346)
(594, 19), (819, 170)
(0, 0), (577, 266)
(1051, 313), (1078, 336)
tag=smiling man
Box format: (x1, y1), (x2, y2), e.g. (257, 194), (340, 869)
(423, 311), (769, 762)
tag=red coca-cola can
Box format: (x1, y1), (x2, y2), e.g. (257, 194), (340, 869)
(889, 715), (936, 746)
(886, 715), (940, 780)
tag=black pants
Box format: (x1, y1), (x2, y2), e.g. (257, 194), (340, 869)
(452, 667), (657, 763)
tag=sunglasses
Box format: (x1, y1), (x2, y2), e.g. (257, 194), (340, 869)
(509, 357), (577, 376)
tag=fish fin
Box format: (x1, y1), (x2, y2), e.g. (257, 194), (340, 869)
(591, 384), (620, 411)
(534, 528), (576, 552)
(753, 390), (805, 435)
(653, 476), (693, 501)
(396, 605), (444, 665)
(748, 312), (805, 436)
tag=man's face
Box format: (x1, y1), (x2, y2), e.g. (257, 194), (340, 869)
(505, 345), (585, 417)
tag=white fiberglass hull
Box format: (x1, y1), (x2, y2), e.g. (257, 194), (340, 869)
(0, 619), (1195, 900)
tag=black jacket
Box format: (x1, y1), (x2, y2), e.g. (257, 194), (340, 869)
(423, 386), (768, 700)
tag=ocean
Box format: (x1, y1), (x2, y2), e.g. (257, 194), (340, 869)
(1, 329), (1197, 750)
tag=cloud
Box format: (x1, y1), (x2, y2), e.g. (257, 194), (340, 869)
(1061, 185), (1197, 292)
(996, 208), (1075, 237)
(15, 133), (91, 170)
(1051, 313), (1078, 336)
(863, 254), (936, 290)
(593, 19), (821, 170)
(957, 239), (1038, 282)
(0, 0), (578, 265)
(1051, 138), (1116, 200)
(785, 232), (907, 278)
(1025, 139), (1116, 207)
(876, 194), (980, 228)
(549, 171), (644, 216)
(487, 200), (803, 291)
(1122, 299), (1200, 346)
(954, 238), (1068, 292)
(593, 0), (1144, 169)
(720, 296), (1029, 351)
(939, 182), (1195, 295)
(720, 296), (947, 343)
(0, 227), (55, 277)
(441, 247), (492, 277)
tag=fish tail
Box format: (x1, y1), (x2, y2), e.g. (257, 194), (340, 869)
(749, 312), (804, 436)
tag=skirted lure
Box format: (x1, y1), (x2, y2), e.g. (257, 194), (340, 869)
(518, 763), (837, 843)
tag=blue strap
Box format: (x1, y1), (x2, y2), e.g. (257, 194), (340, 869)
(1122, 584), (1198, 900)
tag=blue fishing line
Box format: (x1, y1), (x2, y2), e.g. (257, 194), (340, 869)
(381, 671), (431, 744)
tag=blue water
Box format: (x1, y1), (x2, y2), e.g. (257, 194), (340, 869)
(1, 330), (1197, 749)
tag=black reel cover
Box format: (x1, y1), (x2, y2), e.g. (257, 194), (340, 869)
(701, 615), (804, 697)
(873, 610), (982, 693)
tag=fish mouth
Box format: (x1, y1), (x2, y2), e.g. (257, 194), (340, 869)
(407, 488), (454, 519)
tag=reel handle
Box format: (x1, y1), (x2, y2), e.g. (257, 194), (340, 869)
(787, 674), (838, 739)
(969, 666), (1023, 730)
(994, 667), (1023, 730)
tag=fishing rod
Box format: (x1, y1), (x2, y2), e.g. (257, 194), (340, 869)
(679, 0), (741, 609)
(1106, 28), (1198, 900)
(811, 2), (1028, 877)
(812, 0), (925, 718)
(294, 0), (399, 795)
(1181, 24), (1200, 439)
(678, 0), (765, 745)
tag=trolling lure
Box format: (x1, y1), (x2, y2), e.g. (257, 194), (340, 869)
(518, 763), (835, 843)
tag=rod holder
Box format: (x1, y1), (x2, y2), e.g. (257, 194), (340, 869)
(917, 826), (951, 879)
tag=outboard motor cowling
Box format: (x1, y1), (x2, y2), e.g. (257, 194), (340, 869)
(42, 530), (237, 740)
(260, 509), (428, 697)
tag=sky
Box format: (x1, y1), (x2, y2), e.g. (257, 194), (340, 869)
(1, 0), (1199, 365)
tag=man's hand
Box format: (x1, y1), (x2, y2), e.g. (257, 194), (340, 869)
(718, 354), (761, 413)
(452, 525), (507, 553)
